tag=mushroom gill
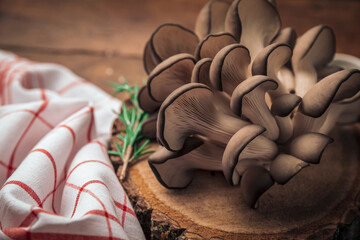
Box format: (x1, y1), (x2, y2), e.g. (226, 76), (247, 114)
(157, 83), (249, 151)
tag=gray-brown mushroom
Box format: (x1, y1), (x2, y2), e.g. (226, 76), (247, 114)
(294, 69), (360, 135)
(252, 43), (292, 98)
(194, 33), (237, 61)
(240, 166), (274, 209)
(210, 44), (251, 94)
(270, 93), (302, 143)
(141, 113), (157, 140)
(137, 85), (161, 113)
(157, 83), (249, 151)
(147, 53), (195, 102)
(194, 0), (230, 40)
(230, 75), (279, 140)
(292, 25), (335, 97)
(146, 23), (199, 72)
(222, 124), (278, 186)
(149, 137), (223, 189)
(289, 132), (333, 164)
(270, 154), (308, 184)
(227, 0), (281, 58)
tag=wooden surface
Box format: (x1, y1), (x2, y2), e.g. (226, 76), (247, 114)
(0, 0), (360, 96)
(1, 0), (360, 239)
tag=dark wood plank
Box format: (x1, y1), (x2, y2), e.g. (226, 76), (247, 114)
(0, 0), (359, 59)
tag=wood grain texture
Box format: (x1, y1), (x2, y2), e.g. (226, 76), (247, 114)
(0, 0), (359, 92)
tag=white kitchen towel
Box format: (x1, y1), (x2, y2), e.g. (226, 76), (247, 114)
(0, 50), (145, 240)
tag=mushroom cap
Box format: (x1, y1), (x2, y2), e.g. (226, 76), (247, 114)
(143, 40), (159, 74)
(272, 27), (297, 48)
(317, 66), (343, 80)
(141, 113), (157, 140)
(292, 25), (336, 97)
(231, 75), (278, 116)
(222, 124), (269, 185)
(336, 99), (360, 125)
(191, 58), (212, 86)
(224, 0), (242, 41)
(147, 53), (195, 102)
(270, 154), (308, 184)
(237, 0), (281, 58)
(241, 166), (274, 209)
(137, 85), (161, 113)
(230, 75), (279, 140)
(150, 23), (199, 63)
(299, 69), (360, 118)
(210, 44), (251, 93)
(292, 25), (335, 70)
(289, 133), (333, 164)
(271, 94), (302, 117)
(149, 137), (223, 189)
(194, 33), (237, 61)
(194, 0), (230, 40)
(252, 43), (292, 81)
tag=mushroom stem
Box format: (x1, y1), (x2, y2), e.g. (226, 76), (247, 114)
(231, 75), (279, 140)
(149, 139), (224, 189)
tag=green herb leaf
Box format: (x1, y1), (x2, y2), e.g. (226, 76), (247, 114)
(109, 77), (154, 180)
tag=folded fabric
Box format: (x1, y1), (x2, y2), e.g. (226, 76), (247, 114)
(0, 50), (145, 240)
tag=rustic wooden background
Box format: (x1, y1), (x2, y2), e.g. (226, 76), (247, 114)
(0, 0), (359, 96)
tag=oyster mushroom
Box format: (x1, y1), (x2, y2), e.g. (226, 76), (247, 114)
(241, 166), (274, 209)
(230, 75), (279, 140)
(225, 0), (281, 58)
(270, 93), (302, 143)
(144, 23), (199, 74)
(194, 0), (230, 40)
(210, 44), (251, 94)
(270, 154), (308, 184)
(149, 137), (224, 189)
(272, 27), (297, 48)
(191, 58), (212, 86)
(336, 99), (360, 125)
(194, 33), (237, 61)
(222, 124), (278, 186)
(137, 85), (161, 113)
(143, 40), (159, 75)
(252, 43), (292, 97)
(157, 83), (249, 151)
(141, 113), (157, 140)
(294, 69), (360, 135)
(292, 25), (335, 97)
(147, 53), (195, 102)
(289, 133), (333, 164)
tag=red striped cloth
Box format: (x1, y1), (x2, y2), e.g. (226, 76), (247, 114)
(0, 50), (145, 240)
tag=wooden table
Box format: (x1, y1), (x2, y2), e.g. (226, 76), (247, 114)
(1, 0), (360, 239)
(1, 0), (359, 96)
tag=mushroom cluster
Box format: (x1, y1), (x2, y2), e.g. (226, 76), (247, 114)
(138, 0), (360, 208)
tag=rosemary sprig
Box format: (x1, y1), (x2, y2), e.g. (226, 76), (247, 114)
(108, 77), (154, 181)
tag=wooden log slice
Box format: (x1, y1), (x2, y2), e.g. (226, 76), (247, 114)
(124, 125), (360, 239)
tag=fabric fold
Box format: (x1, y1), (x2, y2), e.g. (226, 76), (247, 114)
(0, 50), (145, 240)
